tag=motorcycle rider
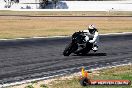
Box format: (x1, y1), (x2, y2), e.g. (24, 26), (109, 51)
(83, 24), (99, 52)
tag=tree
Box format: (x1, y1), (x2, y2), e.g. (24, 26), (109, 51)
(52, 0), (59, 9)
(39, 0), (48, 9)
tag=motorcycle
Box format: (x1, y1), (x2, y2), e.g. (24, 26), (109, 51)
(63, 31), (93, 56)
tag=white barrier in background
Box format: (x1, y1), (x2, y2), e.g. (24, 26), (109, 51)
(0, 1), (132, 11)
(63, 1), (132, 11)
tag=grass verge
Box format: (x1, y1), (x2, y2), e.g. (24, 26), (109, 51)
(9, 65), (132, 88)
(0, 15), (132, 39)
(0, 11), (132, 16)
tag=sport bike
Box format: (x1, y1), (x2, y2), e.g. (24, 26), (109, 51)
(63, 31), (93, 56)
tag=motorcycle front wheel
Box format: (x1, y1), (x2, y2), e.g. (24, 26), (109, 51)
(63, 42), (78, 56)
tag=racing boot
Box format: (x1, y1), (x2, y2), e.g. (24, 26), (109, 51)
(92, 45), (98, 52)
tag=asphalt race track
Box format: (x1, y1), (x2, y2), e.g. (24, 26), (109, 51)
(0, 33), (132, 85)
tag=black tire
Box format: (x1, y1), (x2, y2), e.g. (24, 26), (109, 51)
(63, 43), (78, 56)
(80, 48), (90, 55)
(80, 77), (90, 86)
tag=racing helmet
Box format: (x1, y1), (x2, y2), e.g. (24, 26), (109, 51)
(88, 24), (95, 30)
(88, 24), (97, 34)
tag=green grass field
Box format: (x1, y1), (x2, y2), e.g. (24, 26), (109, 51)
(10, 65), (132, 88)
(48, 65), (132, 88)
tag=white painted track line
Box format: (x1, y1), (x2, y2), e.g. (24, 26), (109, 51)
(0, 32), (132, 41)
(0, 63), (131, 88)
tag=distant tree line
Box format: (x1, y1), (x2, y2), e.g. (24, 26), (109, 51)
(39, 0), (121, 9)
(39, 0), (59, 9)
